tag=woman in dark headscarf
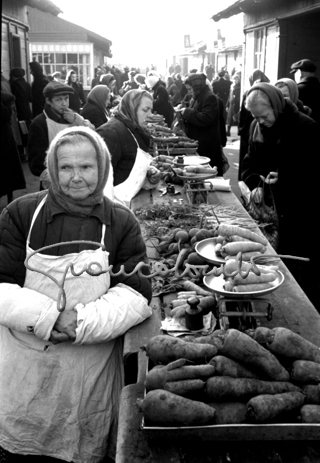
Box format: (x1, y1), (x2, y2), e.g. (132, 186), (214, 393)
(241, 83), (319, 308)
(275, 77), (312, 117)
(238, 69), (270, 180)
(181, 73), (223, 173)
(80, 84), (110, 128)
(29, 61), (49, 118)
(97, 89), (160, 192)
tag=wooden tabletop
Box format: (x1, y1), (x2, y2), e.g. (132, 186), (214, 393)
(118, 182), (320, 463)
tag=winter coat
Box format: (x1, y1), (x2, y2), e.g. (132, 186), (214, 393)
(297, 76), (320, 125)
(0, 190), (152, 302)
(241, 99), (319, 294)
(30, 76), (49, 118)
(0, 93), (26, 197)
(97, 116), (150, 186)
(212, 78), (232, 109)
(182, 85), (223, 174)
(68, 81), (86, 113)
(9, 77), (32, 125)
(81, 101), (108, 129)
(152, 84), (174, 127)
(226, 82), (241, 126)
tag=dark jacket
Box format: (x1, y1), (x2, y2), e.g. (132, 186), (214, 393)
(152, 84), (174, 127)
(80, 101), (108, 129)
(0, 92), (26, 197)
(68, 81), (86, 113)
(97, 117), (150, 186)
(29, 62), (49, 118)
(0, 190), (152, 303)
(9, 77), (32, 125)
(241, 99), (319, 259)
(212, 78), (232, 109)
(297, 76), (320, 125)
(182, 85), (223, 173)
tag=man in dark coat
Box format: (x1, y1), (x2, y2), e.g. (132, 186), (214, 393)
(181, 73), (223, 174)
(212, 70), (232, 113)
(9, 68), (32, 127)
(290, 59), (320, 125)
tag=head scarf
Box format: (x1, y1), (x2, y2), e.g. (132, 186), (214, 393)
(185, 73), (207, 97)
(100, 73), (116, 88)
(275, 77), (299, 104)
(87, 84), (110, 115)
(113, 89), (152, 128)
(46, 126), (111, 217)
(145, 75), (159, 90)
(249, 69), (270, 87)
(134, 74), (146, 85)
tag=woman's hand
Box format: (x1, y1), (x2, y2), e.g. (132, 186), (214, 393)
(251, 187), (264, 203)
(147, 166), (161, 184)
(50, 309), (77, 344)
(260, 171), (278, 185)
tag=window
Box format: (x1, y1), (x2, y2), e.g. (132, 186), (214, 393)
(10, 33), (21, 68)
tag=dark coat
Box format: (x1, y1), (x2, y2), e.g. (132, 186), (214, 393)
(9, 77), (32, 125)
(0, 93), (26, 197)
(68, 81), (86, 113)
(297, 76), (320, 125)
(31, 76), (49, 118)
(237, 90), (254, 180)
(0, 190), (152, 303)
(226, 82), (241, 126)
(212, 78), (232, 109)
(241, 99), (319, 305)
(182, 85), (223, 173)
(80, 101), (108, 129)
(97, 117), (150, 186)
(152, 84), (174, 127)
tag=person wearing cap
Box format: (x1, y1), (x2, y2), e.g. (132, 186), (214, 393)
(28, 81), (94, 189)
(290, 59), (320, 124)
(241, 83), (319, 309)
(145, 75), (174, 126)
(29, 61), (49, 118)
(0, 126), (152, 463)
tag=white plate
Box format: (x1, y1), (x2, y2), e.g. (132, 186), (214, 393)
(173, 155), (211, 166)
(195, 237), (225, 265)
(203, 271), (284, 298)
(177, 172), (218, 182)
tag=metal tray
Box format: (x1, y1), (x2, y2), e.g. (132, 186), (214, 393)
(195, 237), (225, 265)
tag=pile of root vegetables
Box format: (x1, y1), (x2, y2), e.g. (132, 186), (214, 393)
(138, 328), (320, 427)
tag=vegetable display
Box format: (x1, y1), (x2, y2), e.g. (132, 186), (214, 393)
(139, 328), (320, 427)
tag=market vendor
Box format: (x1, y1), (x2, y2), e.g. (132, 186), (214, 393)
(97, 89), (161, 205)
(179, 73), (224, 175)
(0, 126), (152, 462)
(241, 82), (319, 309)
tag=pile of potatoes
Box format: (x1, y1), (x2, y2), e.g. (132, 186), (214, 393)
(138, 328), (320, 427)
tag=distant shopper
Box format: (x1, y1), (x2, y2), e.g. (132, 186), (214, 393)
(81, 85), (110, 128)
(52, 71), (64, 83)
(290, 58), (320, 124)
(65, 70), (86, 113)
(145, 75), (174, 126)
(226, 74), (241, 136)
(29, 61), (49, 118)
(212, 70), (232, 115)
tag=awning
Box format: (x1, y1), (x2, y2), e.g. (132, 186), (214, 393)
(211, 0), (266, 22)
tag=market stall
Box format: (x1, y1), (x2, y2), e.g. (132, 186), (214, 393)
(117, 180), (320, 463)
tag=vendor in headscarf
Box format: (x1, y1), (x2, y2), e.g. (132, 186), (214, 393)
(241, 82), (319, 308)
(80, 84), (110, 128)
(238, 69), (270, 180)
(97, 89), (161, 205)
(275, 77), (312, 117)
(100, 73), (121, 108)
(180, 72), (223, 174)
(0, 126), (152, 463)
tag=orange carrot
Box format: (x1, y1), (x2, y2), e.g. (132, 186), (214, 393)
(222, 241), (266, 255)
(217, 223), (268, 246)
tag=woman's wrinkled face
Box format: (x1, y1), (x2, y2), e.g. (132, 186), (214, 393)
(276, 83), (290, 99)
(136, 96), (153, 127)
(248, 102), (276, 128)
(57, 140), (99, 200)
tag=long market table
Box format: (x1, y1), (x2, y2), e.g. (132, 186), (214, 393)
(117, 182), (320, 463)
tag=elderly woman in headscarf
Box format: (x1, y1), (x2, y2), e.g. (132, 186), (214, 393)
(80, 84), (110, 128)
(238, 69), (270, 180)
(241, 83), (319, 308)
(97, 89), (161, 204)
(180, 72), (223, 174)
(0, 125), (152, 463)
(275, 77), (312, 117)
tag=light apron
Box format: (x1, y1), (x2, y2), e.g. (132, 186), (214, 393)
(0, 196), (123, 463)
(113, 129), (153, 207)
(45, 110), (72, 144)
